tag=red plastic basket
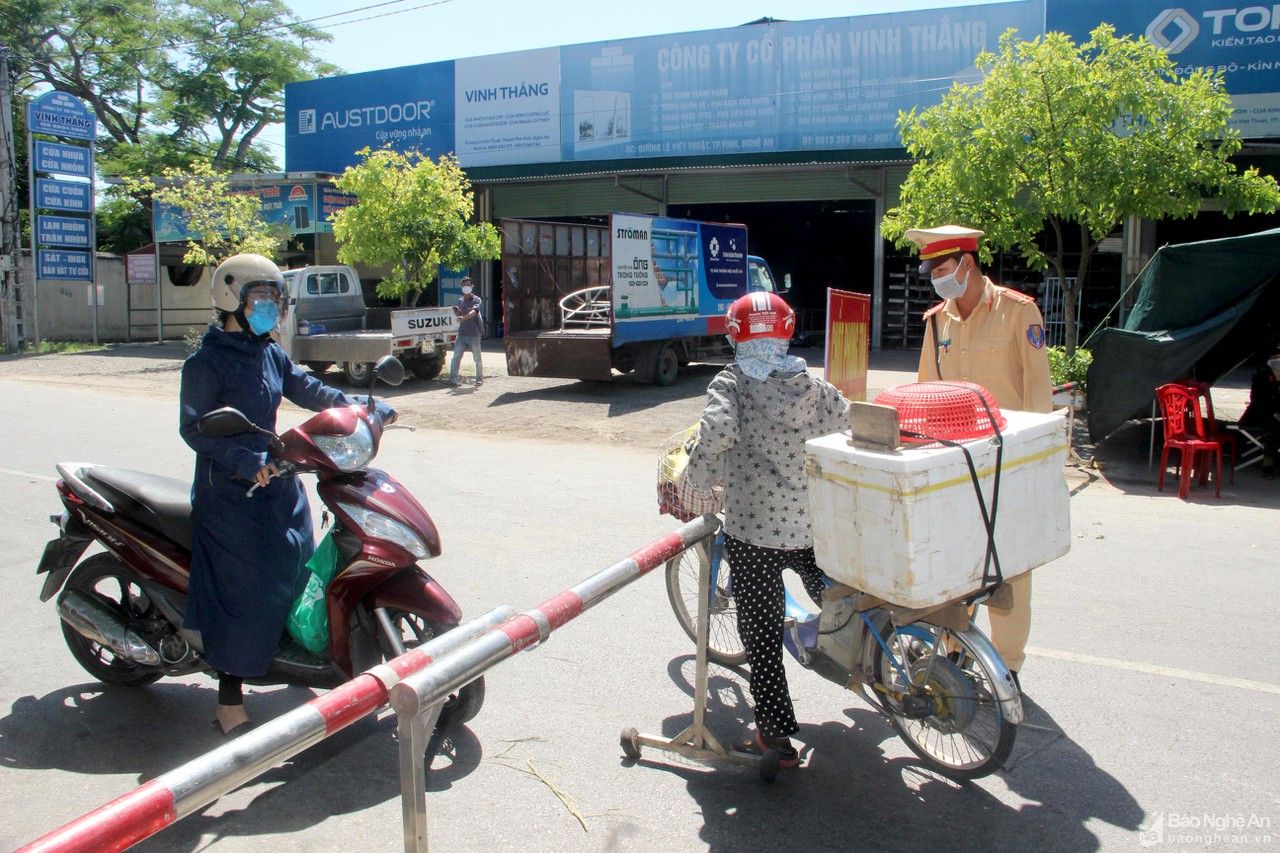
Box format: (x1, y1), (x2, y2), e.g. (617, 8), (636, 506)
(873, 381), (1006, 444)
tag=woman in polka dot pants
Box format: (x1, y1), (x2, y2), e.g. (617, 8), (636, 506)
(724, 538), (828, 752)
(684, 293), (850, 766)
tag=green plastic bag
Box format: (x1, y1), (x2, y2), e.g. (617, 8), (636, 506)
(286, 531), (341, 655)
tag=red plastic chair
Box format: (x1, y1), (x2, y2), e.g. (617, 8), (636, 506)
(1179, 379), (1237, 481)
(1155, 384), (1222, 499)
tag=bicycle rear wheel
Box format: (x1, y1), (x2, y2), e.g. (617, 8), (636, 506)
(664, 537), (747, 666)
(872, 622), (1016, 779)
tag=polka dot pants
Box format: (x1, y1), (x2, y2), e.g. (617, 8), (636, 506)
(725, 535), (827, 740)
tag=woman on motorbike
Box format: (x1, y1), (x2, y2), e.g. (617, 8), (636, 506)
(179, 253), (395, 735)
(684, 292), (850, 767)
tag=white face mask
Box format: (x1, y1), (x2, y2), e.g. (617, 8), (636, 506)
(461, 286), (473, 295)
(931, 259), (968, 301)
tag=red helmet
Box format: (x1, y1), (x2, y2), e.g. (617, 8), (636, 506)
(725, 292), (795, 343)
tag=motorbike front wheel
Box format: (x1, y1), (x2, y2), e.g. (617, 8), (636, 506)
(378, 609), (485, 727)
(665, 538), (747, 666)
(59, 554), (163, 687)
(871, 622), (1016, 780)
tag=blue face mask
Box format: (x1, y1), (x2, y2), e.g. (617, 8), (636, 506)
(247, 301), (279, 336)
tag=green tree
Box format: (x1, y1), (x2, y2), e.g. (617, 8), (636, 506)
(332, 148), (501, 306)
(1, 0), (335, 242)
(882, 25), (1280, 354)
(124, 161), (282, 266)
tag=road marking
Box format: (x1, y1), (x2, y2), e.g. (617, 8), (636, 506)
(0, 466), (57, 482)
(1026, 646), (1280, 696)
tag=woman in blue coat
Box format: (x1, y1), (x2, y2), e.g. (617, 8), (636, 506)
(179, 253), (389, 735)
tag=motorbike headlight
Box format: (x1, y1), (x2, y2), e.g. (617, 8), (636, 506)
(314, 419), (374, 471)
(337, 501), (428, 559)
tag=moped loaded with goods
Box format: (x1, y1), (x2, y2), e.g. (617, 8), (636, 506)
(34, 355), (484, 725)
(645, 381), (1069, 781)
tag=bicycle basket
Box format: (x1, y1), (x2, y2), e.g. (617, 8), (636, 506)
(657, 425), (724, 520)
(872, 381), (1006, 445)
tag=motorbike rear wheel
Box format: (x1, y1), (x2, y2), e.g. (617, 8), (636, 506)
(378, 609), (485, 726)
(60, 554), (163, 687)
(871, 622), (1016, 780)
(665, 538), (747, 666)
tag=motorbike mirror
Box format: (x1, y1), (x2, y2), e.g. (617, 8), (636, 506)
(374, 355), (405, 387)
(198, 407), (257, 438)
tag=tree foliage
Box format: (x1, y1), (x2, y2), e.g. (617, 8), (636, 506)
(883, 25), (1280, 354)
(332, 148), (501, 305)
(123, 161), (282, 266)
(1, 0), (335, 177)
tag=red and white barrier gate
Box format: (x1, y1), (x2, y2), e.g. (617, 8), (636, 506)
(17, 514), (718, 852)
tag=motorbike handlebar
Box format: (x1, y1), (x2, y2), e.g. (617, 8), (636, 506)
(245, 460), (296, 497)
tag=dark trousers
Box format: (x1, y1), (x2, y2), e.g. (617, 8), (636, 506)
(724, 535), (826, 739)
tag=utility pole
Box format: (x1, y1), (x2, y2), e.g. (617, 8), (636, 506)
(0, 43), (22, 353)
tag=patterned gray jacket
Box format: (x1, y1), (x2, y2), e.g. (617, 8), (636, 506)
(685, 363), (850, 550)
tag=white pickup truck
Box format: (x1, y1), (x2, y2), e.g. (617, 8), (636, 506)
(279, 265), (458, 384)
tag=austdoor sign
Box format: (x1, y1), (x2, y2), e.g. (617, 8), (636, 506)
(35, 178), (91, 213)
(27, 91), (97, 141)
(37, 249), (93, 280)
(37, 215), (92, 249)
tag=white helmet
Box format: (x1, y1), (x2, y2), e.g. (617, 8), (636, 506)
(211, 253), (283, 313)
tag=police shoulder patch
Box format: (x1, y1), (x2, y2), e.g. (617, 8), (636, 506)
(1026, 323), (1046, 349)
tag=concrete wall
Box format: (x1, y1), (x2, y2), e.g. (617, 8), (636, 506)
(20, 251), (212, 342)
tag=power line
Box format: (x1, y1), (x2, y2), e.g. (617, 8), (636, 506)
(13, 0), (453, 65)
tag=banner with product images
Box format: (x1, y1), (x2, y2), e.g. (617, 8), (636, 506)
(609, 214), (748, 324)
(825, 288), (870, 402)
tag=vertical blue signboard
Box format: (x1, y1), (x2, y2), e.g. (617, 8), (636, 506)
(29, 91), (96, 284)
(1046, 1), (1280, 137)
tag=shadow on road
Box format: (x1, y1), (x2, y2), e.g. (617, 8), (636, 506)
(627, 655), (1143, 852)
(0, 680), (484, 851)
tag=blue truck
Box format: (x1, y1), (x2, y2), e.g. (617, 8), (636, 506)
(501, 214), (785, 384)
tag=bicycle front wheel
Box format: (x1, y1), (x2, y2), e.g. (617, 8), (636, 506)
(664, 538), (747, 666)
(872, 622), (1016, 779)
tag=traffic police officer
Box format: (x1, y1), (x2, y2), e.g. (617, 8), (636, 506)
(909, 225), (1052, 686)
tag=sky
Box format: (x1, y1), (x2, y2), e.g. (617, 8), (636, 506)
(258, 0), (1013, 165)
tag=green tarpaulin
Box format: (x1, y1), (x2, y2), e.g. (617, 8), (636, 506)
(1087, 228), (1280, 440)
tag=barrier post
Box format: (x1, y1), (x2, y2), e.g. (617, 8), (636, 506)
(388, 514), (719, 852)
(17, 605), (518, 853)
(391, 693), (443, 852)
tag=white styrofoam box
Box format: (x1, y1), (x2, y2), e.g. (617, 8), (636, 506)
(805, 410), (1070, 609)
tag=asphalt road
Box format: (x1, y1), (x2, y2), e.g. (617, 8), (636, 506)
(0, 377), (1277, 852)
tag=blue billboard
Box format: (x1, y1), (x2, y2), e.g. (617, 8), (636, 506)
(27, 91), (96, 141)
(37, 249), (93, 281)
(1047, 1), (1280, 137)
(34, 141), (92, 178)
(286, 62), (455, 173)
(154, 181), (327, 243)
(285, 1), (1045, 173)
(36, 215), (91, 249)
(558, 2), (1042, 162)
(35, 178), (91, 213)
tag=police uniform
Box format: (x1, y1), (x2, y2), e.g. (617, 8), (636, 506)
(908, 226), (1052, 675)
(917, 279), (1052, 414)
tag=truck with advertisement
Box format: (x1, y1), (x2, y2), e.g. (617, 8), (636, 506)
(502, 214), (785, 384)
(278, 265), (459, 384)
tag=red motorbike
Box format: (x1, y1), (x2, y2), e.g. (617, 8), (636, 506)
(34, 356), (484, 725)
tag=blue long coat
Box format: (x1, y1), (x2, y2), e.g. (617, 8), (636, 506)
(179, 326), (356, 677)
